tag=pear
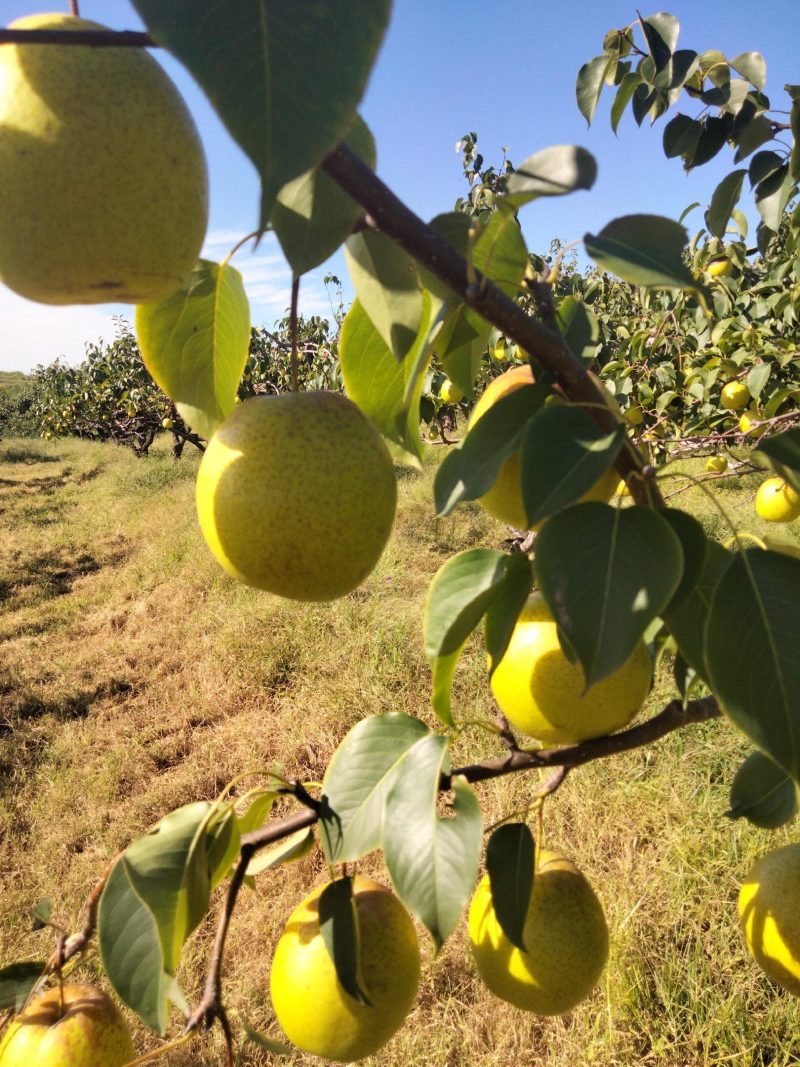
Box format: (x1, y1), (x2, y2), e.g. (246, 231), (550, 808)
(0, 13), (207, 305)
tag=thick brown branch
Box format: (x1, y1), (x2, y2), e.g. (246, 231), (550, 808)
(321, 143), (664, 508)
(445, 695), (722, 786)
(0, 29), (156, 47)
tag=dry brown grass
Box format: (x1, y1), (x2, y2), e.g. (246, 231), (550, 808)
(2, 436), (800, 1066)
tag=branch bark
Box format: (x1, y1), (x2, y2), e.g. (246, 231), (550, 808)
(0, 29), (155, 47)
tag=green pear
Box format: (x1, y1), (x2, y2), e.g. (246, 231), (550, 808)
(196, 392), (397, 602)
(0, 13), (207, 305)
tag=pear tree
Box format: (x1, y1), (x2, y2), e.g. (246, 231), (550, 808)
(1, 5), (800, 1065)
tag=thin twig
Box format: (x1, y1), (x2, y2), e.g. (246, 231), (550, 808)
(45, 855), (118, 972)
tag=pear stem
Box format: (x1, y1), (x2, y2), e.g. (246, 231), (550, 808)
(68, 0), (80, 15)
(289, 275), (300, 392)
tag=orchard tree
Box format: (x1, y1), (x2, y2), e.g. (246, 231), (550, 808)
(2, 6), (800, 1067)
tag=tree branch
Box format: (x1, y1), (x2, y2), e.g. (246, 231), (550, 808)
(0, 29), (156, 47)
(321, 143), (664, 508)
(444, 694), (721, 786)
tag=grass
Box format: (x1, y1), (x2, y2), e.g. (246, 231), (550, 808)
(2, 435), (800, 1066)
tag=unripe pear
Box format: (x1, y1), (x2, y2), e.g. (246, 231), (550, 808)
(0, 14), (208, 305)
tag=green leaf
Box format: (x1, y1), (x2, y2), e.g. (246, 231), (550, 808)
(0, 961), (45, 1012)
(246, 827), (314, 876)
(339, 296), (434, 464)
(243, 1026), (292, 1056)
(577, 55), (614, 125)
(747, 362), (772, 402)
(730, 52), (767, 91)
(136, 260), (250, 441)
(665, 540), (733, 680)
(755, 428), (800, 493)
(689, 117), (731, 168)
(749, 151), (785, 188)
(319, 713), (431, 863)
(611, 71), (643, 134)
(132, 0), (391, 225)
(485, 823), (535, 952)
(733, 115), (775, 162)
(653, 49), (699, 92)
(791, 100), (800, 181)
(419, 213), (474, 305)
(319, 877), (371, 1006)
(755, 164), (795, 233)
(503, 146), (597, 209)
(384, 736), (482, 949)
(705, 170), (746, 238)
(535, 504), (683, 687)
(344, 231), (422, 361)
(237, 791), (278, 836)
(640, 12), (680, 73)
(519, 405), (625, 529)
(706, 550), (800, 784)
(432, 211), (528, 396)
(557, 296), (599, 364)
(659, 509), (708, 613)
(727, 751), (798, 829)
(29, 898), (52, 929)
(424, 549), (515, 726)
(584, 215), (701, 291)
(433, 384), (547, 515)
(98, 858), (183, 1034)
(272, 115), (375, 275)
(662, 115), (703, 160)
(485, 555), (535, 677)
(122, 801), (236, 974)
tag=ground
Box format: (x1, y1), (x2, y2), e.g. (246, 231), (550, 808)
(2, 434), (800, 1066)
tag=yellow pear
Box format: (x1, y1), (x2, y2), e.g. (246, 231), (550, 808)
(0, 13), (207, 304)
(490, 594), (651, 743)
(270, 877), (420, 1061)
(196, 392), (397, 601)
(739, 844), (800, 996)
(0, 983), (134, 1067)
(755, 477), (800, 523)
(469, 851), (609, 1015)
(468, 366), (619, 529)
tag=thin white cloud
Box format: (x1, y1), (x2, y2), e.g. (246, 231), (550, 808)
(0, 287), (124, 373)
(0, 229), (338, 374)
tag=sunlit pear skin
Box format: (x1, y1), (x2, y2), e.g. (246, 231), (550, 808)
(468, 366), (618, 529)
(720, 382), (750, 411)
(706, 455), (728, 473)
(739, 844), (800, 996)
(0, 983), (134, 1067)
(196, 392), (397, 601)
(440, 378), (464, 404)
(739, 410), (768, 438)
(270, 877), (420, 1062)
(490, 594), (651, 744)
(755, 477), (800, 523)
(708, 257), (733, 278)
(0, 13), (207, 305)
(469, 852), (609, 1015)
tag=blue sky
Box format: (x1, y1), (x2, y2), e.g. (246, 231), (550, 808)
(1, 1), (797, 372)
